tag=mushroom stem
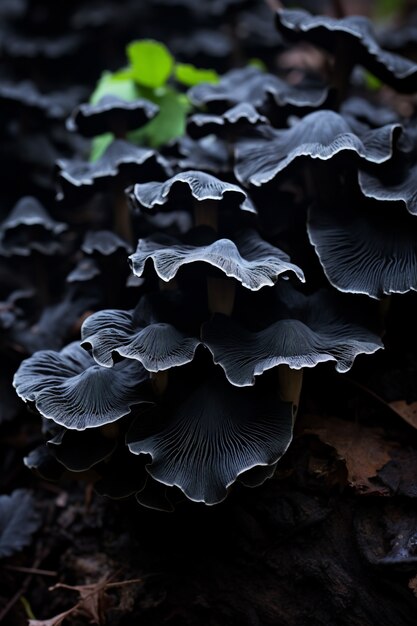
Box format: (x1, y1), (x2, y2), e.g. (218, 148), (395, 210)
(18, 109), (32, 135)
(112, 124), (127, 141)
(226, 132), (236, 163)
(379, 294), (392, 337)
(307, 161), (341, 206)
(100, 423), (120, 439)
(113, 190), (133, 245)
(225, 13), (245, 69)
(32, 254), (49, 307)
(151, 371), (169, 395)
(71, 469), (101, 485)
(278, 365), (303, 422)
(331, 0), (345, 18)
(194, 200), (218, 231)
(265, 0), (283, 10)
(207, 277), (236, 316)
(331, 43), (354, 108)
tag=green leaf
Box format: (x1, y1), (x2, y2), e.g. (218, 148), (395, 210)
(364, 70), (382, 91)
(129, 87), (190, 148)
(90, 71), (138, 105)
(174, 63), (219, 87)
(111, 67), (135, 81)
(374, 0), (405, 18)
(90, 133), (114, 162)
(127, 40), (174, 89)
(248, 58), (267, 72)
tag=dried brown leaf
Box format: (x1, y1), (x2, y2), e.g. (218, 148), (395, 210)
(52, 578), (110, 623)
(29, 575), (142, 626)
(389, 400), (417, 430)
(300, 415), (397, 494)
(377, 448), (417, 497)
(29, 608), (74, 626)
(408, 575), (417, 597)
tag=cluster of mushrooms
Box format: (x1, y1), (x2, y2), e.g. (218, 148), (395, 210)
(4, 3), (417, 510)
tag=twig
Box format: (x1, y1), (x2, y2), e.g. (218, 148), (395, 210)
(0, 588), (28, 622)
(342, 375), (396, 410)
(0, 550), (49, 622)
(3, 565), (57, 577)
(51, 578), (143, 593)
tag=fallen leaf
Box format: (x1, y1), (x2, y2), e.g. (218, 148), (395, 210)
(378, 448), (417, 497)
(355, 503), (417, 568)
(0, 489), (42, 558)
(52, 578), (111, 624)
(30, 574), (143, 626)
(408, 576), (417, 597)
(389, 400), (417, 430)
(299, 415), (397, 494)
(29, 608), (74, 626)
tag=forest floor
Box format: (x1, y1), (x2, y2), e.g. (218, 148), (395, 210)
(2, 298), (417, 626)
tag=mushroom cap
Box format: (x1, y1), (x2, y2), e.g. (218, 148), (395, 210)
(129, 228), (305, 291)
(81, 288), (204, 371)
(275, 8), (417, 93)
(308, 198), (417, 298)
(189, 65), (328, 113)
(82, 309), (200, 372)
(127, 375), (294, 505)
(359, 163), (417, 216)
(66, 258), (101, 284)
(177, 135), (230, 175)
(132, 169), (256, 214)
(48, 427), (117, 472)
(186, 102), (269, 140)
(0, 197), (68, 257)
(202, 284), (383, 386)
(56, 139), (172, 203)
(0, 80), (86, 120)
(13, 341), (151, 430)
(66, 95), (159, 137)
(81, 230), (132, 256)
(235, 110), (402, 187)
